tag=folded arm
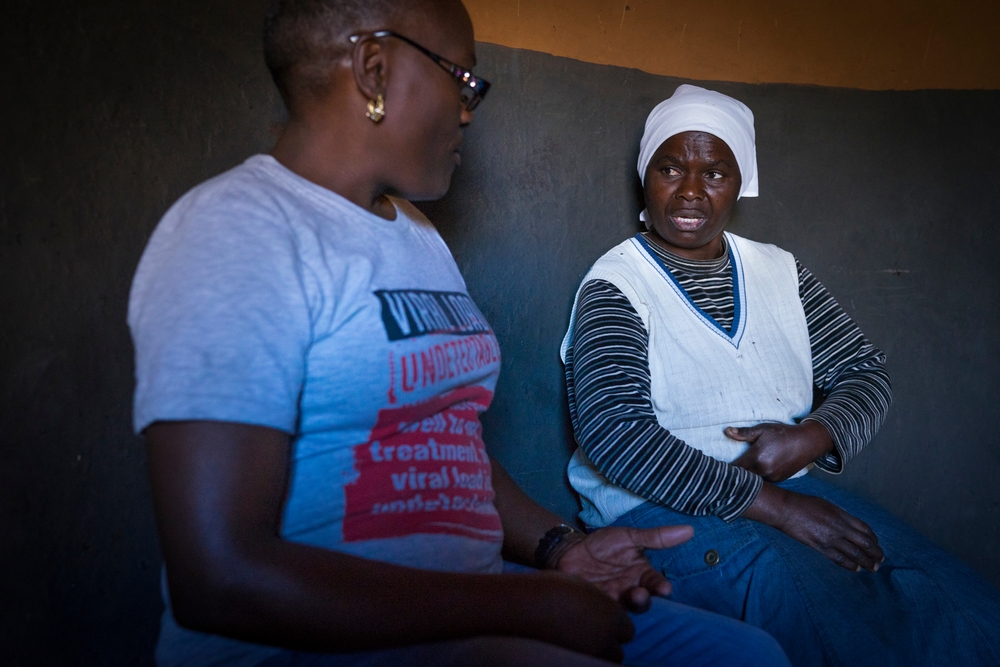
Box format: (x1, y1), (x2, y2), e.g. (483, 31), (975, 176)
(566, 279), (762, 522)
(567, 277), (885, 572)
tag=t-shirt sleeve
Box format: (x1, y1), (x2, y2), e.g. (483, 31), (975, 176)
(565, 279), (762, 522)
(128, 189), (313, 434)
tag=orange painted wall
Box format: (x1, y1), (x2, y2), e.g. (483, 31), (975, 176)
(465, 0), (1000, 90)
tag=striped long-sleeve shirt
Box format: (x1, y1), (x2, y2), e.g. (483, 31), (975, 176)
(564, 234), (892, 522)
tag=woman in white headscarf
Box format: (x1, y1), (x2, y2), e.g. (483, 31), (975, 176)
(561, 84), (1000, 666)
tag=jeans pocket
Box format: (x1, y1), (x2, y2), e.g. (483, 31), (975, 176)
(624, 506), (759, 582)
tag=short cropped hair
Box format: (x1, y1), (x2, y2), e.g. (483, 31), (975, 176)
(263, 0), (400, 110)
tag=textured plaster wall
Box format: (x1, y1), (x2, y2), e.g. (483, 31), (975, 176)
(464, 0), (1000, 90)
(2, 0), (999, 665)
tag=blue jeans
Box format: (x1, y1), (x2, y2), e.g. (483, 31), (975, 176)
(615, 474), (1000, 667)
(624, 596), (790, 667)
(257, 567), (790, 667)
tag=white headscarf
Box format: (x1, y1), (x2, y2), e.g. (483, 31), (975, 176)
(637, 84), (758, 224)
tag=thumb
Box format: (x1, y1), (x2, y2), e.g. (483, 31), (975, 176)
(633, 524), (694, 550)
(725, 425), (762, 442)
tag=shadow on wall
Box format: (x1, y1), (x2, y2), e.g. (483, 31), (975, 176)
(2, 5), (999, 664)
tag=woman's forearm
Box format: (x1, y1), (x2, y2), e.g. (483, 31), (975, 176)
(741, 481), (883, 573)
(568, 279), (761, 521)
(148, 421), (631, 658)
(168, 536), (616, 652)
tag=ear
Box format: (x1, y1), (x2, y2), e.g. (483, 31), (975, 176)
(351, 35), (388, 101)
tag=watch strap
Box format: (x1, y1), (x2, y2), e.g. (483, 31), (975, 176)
(534, 523), (583, 569)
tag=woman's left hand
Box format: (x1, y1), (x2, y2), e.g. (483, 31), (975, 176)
(727, 421), (834, 482)
(556, 525), (694, 612)
(743, 483), (884, 572)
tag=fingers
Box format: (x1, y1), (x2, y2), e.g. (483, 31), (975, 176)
(624, 586), (652, 613)
(560, 526), (680, 611)
(779, 492), (887, 574)
(630, 524), (694, 550)
(843, 513), (882, 551)
(540, 572), (634, 662)
(835, 509), (883, 571)
(842, 533), (883, 572)
(638, 565), (673, 598)
(814, 509), (883, 572)
(823, 544), (861, 572)
(618, 531), (676, 611)
(727, 425), (765, 475)
(602, 565), (672, 609)
(725, 425), (762, 442)
(825, 541), (875, 573)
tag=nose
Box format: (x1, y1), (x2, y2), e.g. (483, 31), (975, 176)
(460, 106), (474, 127)
(675, 173), (705, 201)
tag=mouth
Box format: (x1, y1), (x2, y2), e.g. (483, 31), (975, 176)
(669, 213), (707, 231)
(452, 149), (462, 166)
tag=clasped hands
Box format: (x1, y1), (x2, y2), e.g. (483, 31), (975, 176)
(727, 420), (885, 573)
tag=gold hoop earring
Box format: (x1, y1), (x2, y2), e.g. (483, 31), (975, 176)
(366, 93), (385, 123)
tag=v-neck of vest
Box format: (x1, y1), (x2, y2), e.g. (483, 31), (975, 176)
(632, 232), (748, 347)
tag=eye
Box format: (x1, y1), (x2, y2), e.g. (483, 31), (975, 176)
(660, 166), (681, 176)
(705, 170), (725, 180)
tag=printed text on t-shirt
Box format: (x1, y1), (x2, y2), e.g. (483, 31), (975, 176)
(376, 289), (491, 341)
(343, 386), (503, 543)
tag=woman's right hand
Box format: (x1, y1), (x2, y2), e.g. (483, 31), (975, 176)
(743, 483), (884, 572)
(521, 571), (635, 663)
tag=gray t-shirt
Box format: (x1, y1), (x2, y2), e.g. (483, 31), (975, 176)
(129, 155), (505, 665)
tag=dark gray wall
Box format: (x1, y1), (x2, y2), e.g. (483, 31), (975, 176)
(433, 46), (1000, 584)
(3, 1), (999, 664)
(1, 1), (282, 664)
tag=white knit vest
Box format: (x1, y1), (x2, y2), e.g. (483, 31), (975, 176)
(562, 232), (813, 527)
